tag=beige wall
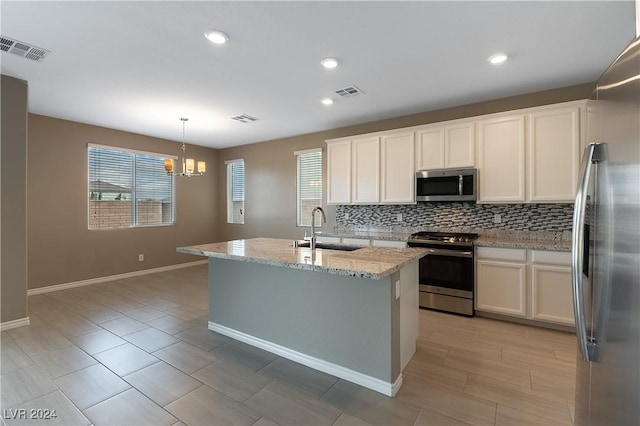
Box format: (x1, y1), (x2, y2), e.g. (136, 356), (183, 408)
(1, 75), (29, 323)
(216, 82), (594, 241)
(27, 115), (220, 290)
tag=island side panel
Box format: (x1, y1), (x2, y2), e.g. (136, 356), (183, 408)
(207, 257), (399, 383)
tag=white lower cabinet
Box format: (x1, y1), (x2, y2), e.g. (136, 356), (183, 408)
(530, 250), (574, 325)
(476, 247), (574, 327)
(476, 248), (527, 317)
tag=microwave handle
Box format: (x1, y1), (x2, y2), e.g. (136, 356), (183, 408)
(458, 175), (463, 195)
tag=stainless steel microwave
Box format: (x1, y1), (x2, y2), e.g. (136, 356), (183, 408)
(415, 168), (477, 202)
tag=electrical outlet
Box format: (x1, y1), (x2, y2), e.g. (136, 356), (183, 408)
(138, 254), (144, 262)
(395, 280), (401, 300)
(344, 212), (350, 220)
(396, 213), (403, 222)
(493, 214), (502, 224)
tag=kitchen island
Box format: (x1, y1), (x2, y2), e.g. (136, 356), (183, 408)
(177, 237), (426, 396)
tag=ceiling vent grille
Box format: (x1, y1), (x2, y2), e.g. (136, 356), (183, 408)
(1, 36), (51, 63)
(231, 114), (259, 124)
(335, 85), (364, 98)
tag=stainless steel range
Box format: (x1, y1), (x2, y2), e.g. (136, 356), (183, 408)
(407, 231), (478, 316)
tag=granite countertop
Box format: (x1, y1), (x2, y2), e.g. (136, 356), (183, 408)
(474, 235), (571, 252)
(323, 228), (572, 252)
(177, 237), (427, 280)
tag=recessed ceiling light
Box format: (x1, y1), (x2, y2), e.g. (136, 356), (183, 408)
(321, 98), (334, 105)
(488, 53), (508, 65)
(320, 58), (339, 69)
(204, 30), (229, 45)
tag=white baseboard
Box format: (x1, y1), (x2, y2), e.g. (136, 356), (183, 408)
(27, 260), (208, 296)
(208, 321), (403, 397)
(0, 317), (30, 332)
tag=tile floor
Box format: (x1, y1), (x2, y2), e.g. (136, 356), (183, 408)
(1, 264), (577, 425)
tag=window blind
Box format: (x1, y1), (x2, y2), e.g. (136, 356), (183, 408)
(88, 145), (175, 229)
(296, 150), (323, 227)
(227, 160), (245, 224)
(230, 161), (245, 202)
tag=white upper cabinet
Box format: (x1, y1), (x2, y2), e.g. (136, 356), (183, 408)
(477, 102), (583, 203)
(415, 127), (444, 170)
(327, 100), (585, 205)
(351, 136), (380, 204)
(477, 114), (527, 202)
(527, 106), (580, 202)
(327, 131), (414, 205)
(381, 131), (415, 203)
(327, 139), (352, 204)
(416, 121), (474, 170)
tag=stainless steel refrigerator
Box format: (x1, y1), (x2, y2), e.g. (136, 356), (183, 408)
(572, 36), (640, 426)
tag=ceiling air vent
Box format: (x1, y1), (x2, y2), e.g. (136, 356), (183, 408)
(231, 114), (259, 124)
(335, 85), (364, 98)
(1, 36), (51, 63)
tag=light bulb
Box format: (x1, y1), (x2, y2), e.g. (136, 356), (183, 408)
(186, 158), (195, 173)
(204, 30), (229, 45)
(488, 53), (508, 65)
(320, 57), (339, 69)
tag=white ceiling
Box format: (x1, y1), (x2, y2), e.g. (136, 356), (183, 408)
(1, 1), (636, 149)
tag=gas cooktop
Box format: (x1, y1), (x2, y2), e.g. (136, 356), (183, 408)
(408, 231), (479, 245)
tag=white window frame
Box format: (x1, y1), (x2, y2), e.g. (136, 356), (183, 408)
(226, 159), (245, 224)
(88, 143), (177, 230)
(295, 148), (323, 227)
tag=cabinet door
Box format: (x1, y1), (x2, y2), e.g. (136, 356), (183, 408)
(528, 107), (580, 202)
(415, 127), (444, 170)
(381, 132), (415, 203)
(476, 260), (527, 317)
(477, 115), (526, 202)
(351, 137), (380, 203)
(445, 123), (475, 168)
(531, 264), (575, 325)
(326, 140), (352, 204)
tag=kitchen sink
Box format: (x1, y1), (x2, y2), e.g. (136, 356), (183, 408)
(295, 241), (362, 251)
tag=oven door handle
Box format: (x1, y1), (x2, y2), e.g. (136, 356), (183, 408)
(423, 248), (473, 258)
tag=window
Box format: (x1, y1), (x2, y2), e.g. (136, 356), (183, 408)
(296, 148), (323, 227)
(226, 159), (245, 224)
(88, 144), (175, 229)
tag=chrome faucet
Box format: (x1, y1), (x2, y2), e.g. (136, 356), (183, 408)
(310, 206), (327, 250)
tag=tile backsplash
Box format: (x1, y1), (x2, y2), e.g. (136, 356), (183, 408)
(335, 203), (574, 233)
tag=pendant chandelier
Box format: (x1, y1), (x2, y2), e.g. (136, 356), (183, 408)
(164, 117), (206, 177)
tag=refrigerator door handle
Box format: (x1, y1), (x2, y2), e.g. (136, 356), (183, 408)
(572, 143), (605, 362)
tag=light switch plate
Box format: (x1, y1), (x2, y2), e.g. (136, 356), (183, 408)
(395, 280), (400, 299)
(396, 213), (402, 222)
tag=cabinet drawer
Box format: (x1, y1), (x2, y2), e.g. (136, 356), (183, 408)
(476, 247), (527, 262)
(341, 238), (371, 246)
(372, 240), (407, 248)
(530, 250), (571, 265)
